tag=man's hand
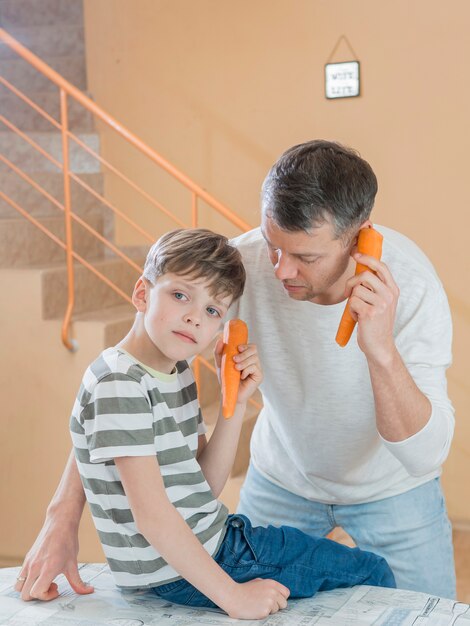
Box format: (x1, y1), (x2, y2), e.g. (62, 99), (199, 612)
(214, 339), (263, 406)
(345, 252), (400, 363)
(14, 515), (93, 601)
(222, 578), (290, 619)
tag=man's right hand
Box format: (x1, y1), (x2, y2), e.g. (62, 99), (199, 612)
(222, 578), (290, 620)
(14, 515), (93, 601)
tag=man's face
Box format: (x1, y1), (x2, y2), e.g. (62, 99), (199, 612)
(261, 213), (356, 305)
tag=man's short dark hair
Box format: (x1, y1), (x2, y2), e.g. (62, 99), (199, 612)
(261, 140), (378, 238)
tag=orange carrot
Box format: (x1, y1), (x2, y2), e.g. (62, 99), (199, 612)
(221, 319), (248, 418)
(335, 227), (383, 347)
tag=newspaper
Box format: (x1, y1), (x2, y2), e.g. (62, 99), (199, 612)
(0, 564), (468, 625)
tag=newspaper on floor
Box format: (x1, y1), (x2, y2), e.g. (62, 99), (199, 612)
(0, 564), (468, 625)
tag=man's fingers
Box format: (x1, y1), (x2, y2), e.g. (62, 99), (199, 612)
(354, 254), (397, 290)
(30, 581), (59, 602)
(65, 568), (94, 595)
(14, 568), (28, 593)
(20, 572), (39, 601)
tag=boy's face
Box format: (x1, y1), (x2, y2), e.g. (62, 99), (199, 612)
(134, 272), (232, 371)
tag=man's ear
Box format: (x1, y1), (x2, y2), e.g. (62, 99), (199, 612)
(132, 277), (148, 312)
(350, 218), (373, 250)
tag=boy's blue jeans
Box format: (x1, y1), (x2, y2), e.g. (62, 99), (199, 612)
(151, 514), (395, 609)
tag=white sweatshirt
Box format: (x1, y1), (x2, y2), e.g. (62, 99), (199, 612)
(231, 226), (455, 504)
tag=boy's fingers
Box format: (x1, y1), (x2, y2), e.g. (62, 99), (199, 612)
(278, 594), (288, 609)
(240, 364), (262, 380)
(278, 583), (290, 598)
(235, 355), (260, 370)
(236, 343), (256, 355)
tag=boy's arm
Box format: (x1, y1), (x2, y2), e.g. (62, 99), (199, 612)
(15, 450), (93, 601)
(196, 340), (262, 497)
(116, 454), (288, 619)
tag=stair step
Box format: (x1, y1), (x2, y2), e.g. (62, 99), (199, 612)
(0, 172), (103, 217)
(0, 85), (95, 132)
(0, 55), (87, 91)
(74, 303), (135, 348)
(0, 24), (84, 59)
(0, 213), (105, 267)
(0, 130), (100, 173)
(41, 256), (144, 319)
(0, 0), (84, 28)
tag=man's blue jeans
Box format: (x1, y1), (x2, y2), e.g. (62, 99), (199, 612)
(238, 463), (456, 598)
(151, 514), (395, 609)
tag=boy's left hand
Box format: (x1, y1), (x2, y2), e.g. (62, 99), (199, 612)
(214, 339), (263, 407)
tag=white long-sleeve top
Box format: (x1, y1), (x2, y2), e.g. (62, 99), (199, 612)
(230, 225), (455, 504)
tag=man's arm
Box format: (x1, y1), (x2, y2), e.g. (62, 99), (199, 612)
(346, 252), (454, 473)
(116, 455), (289, 620)
(15, 450), (92, 601)
(197, 339), (262, 497)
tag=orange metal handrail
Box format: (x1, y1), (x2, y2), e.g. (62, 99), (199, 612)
(60, 88), (76, 350)
(0, 154), (143, 273)
(0, 190), (134, 305)
(0, 74), (189, 229)
(0, 113), (161, 248)
(0, 28), (252, 231)
(0, 26), (258, 407)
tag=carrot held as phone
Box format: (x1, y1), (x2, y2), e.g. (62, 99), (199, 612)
(221, 319), (248, 418)
(335, 227), (383, 347)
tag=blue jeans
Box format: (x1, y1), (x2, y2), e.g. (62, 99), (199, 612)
(151, 514), (395, 609)
(238, 463), (456, 599)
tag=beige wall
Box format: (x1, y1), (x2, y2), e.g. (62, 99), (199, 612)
(82, 1), (470, 520)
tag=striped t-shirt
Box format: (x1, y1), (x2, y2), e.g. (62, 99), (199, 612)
(70, 347), (228, 589)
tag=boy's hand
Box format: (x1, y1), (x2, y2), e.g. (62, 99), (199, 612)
(214, 339), (263, 406)
(222, 579), (290, 619)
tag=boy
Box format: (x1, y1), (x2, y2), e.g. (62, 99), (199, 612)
(70, 228), (395, 620)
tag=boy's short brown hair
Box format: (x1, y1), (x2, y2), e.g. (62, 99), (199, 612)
(143, 228), (246, 303)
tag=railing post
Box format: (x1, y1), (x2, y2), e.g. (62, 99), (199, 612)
(191, 192), (198, 227)
(60, 88), (78, 351)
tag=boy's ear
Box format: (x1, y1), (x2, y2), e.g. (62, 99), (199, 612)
(132, 277), (148, 312)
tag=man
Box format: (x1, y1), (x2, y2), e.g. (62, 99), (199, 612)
(15, 140), (455, 601)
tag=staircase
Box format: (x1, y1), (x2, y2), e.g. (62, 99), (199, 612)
(0, 0), (137, 347)
(0, 0), (258, 565)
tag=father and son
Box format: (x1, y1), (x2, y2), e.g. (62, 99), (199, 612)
(15, 140), (456, 619)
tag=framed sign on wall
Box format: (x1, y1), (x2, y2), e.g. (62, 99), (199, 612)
(325, 60), (360, 99)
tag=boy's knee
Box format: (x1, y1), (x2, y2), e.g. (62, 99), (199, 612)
(372, 556), (396, 588)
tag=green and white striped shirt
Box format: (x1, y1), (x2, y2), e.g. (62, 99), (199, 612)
(70, 347), (228, 589)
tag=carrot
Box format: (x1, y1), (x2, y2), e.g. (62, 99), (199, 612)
(335, 226), (384, 347)
(221, 319), (248, 418)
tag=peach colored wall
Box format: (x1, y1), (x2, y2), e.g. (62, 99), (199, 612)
(83, 0), (470, 521)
